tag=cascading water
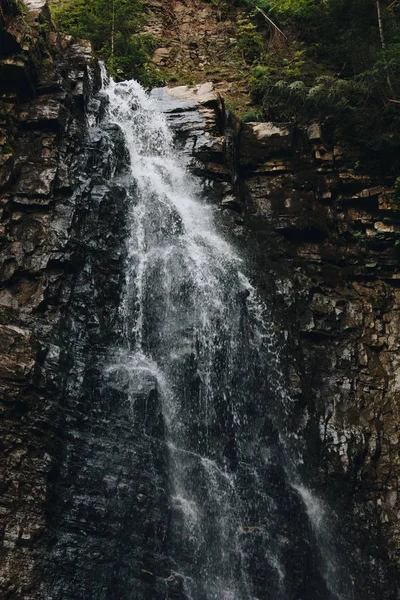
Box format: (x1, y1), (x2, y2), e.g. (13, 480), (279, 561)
(44, 69), (353, 600)
(103, 73), (271, 600)
(100, 71), (351, 600)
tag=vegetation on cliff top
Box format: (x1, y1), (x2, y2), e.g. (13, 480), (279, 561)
(228, 0), (400, 158)
(50, 0), (163, 85)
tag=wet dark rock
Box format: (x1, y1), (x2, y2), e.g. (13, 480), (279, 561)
(159, 86), (399, 598)
(235, 119), (400, 597)
(18, 98), (69, 130)
(0, 0), (95, 596)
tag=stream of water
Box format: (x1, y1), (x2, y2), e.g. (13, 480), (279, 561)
(95, 70), (350, 600)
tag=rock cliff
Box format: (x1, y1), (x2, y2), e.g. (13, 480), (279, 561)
(1, 0), (399, 598)
(0, 0), (93, 594)
(147, 2), (400, 590)
(237, 119), (400, 596)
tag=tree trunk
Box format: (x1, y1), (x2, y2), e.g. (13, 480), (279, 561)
(111, 0), (115, 59)
(376, 0), (396, 97)
(376, 0), (386, 50)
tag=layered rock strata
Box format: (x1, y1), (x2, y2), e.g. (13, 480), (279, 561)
(156, 83), (400, 596)
(0, 0), (92, 595)
(237, 120), (400, 587)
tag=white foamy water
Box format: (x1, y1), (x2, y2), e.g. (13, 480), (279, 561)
(97, 66), (352, 600)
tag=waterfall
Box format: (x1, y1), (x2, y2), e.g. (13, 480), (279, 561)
(44, 68), (352, 600)
(99, 71), (351, 600)
(102, 71), (266, 600)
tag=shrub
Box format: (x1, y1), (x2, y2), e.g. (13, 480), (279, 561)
(237, 14), (265, 62)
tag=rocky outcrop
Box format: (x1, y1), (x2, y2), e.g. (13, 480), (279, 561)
(145, 0), (251, 110)
(238, 120), (400, 596)
(0, 1), (93, 595)
(145, 0), (236, 77)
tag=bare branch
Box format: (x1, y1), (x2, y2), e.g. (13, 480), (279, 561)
(254, 4), (287, 39)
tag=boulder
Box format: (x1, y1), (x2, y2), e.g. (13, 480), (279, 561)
(239, 121), (294, 167)
(167, 81), (220, 108)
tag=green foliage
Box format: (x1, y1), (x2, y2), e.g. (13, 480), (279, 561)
(51, 0), (163, 84)
(231, 0), (272, 9)
(254, 76), (364, 125)
(15, 0), (27, 16)
(109, 33), (163, 87)
(242, 109), (263, 122)
(239, 0), (400, 162)
(249, 64), (271, 86)
(237, 14), (265, 61)
(271, 0), (317, 20)
(281, 48), (306, 79)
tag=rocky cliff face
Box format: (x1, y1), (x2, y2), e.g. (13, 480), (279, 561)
(0, 0), (93, 595)
(236, 121), (400, 596)
(147, 2), (400, 590)
(1, 0), (400, 598)
(145, 0), (236, 77)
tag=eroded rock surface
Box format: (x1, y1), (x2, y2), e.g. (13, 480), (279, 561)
(0, 0), (93, 595)
(236, 116), (400, 597)
(152, 81), (400, 596)
(146, 0), (236, 75)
